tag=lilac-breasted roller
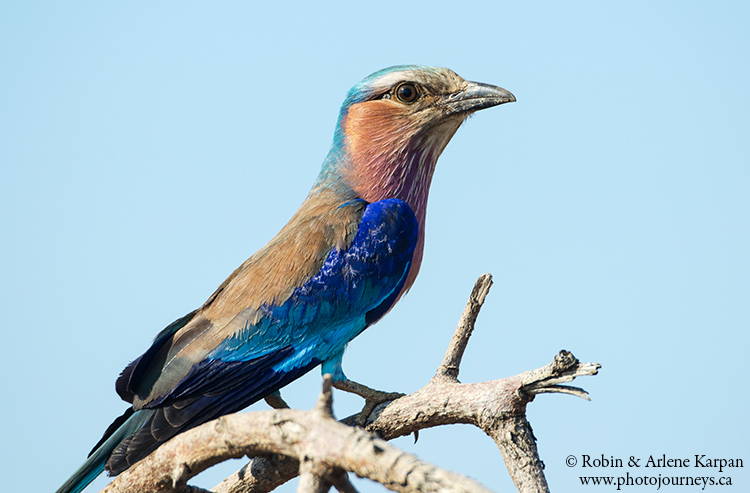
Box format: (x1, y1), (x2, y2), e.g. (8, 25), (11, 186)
(56, 65), (515, 493)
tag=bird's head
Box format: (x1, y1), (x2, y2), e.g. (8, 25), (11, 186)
(321, 65), (515, 221)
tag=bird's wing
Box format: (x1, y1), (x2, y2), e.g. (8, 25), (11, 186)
(103, 197), (418, 474)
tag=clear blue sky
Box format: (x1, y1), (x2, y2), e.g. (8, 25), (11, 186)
(2, 2), (748, 492)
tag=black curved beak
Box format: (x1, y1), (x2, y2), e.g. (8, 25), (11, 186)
(441, 81), (516, 115)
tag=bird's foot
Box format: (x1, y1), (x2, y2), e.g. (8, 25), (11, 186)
(332, 379), (404, 426)
(264, 391), (290, 409)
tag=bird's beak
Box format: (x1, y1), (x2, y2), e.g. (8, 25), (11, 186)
(440, 81), (516, 115)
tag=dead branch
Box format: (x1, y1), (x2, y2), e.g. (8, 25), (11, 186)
(101, 376), (493, 493)
(99, 273), (600, 493)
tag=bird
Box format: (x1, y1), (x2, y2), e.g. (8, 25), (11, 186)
(56, 65), (515, 493)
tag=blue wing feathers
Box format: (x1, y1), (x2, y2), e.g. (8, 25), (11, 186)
(167, 347), (294, 400)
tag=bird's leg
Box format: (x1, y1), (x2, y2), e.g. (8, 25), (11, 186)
(322, 352), (404, 426)
(264, 390), (290, 409)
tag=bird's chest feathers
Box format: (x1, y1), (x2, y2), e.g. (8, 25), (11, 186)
(340, 102), (459, 225)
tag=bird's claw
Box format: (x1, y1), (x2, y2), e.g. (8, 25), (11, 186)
(264, 391), (290, 409)
(332, 379), (404, 426)
(357, 390), (405, 426)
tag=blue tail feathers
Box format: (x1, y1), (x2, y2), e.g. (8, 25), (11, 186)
(55, 409), (154, 493)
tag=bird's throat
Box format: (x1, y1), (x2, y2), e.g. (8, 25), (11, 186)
(339, 103), (463, 225)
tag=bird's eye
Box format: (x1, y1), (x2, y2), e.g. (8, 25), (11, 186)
(395, 83), (419, 103)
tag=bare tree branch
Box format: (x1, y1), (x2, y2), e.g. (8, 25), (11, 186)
(98, 274), (600, 493)
(101, 375), (494, 493)
(437, 272), (493, 381)
(214, 455), (298, 493)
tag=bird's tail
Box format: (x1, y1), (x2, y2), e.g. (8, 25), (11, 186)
(55, 409), (154, 493)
